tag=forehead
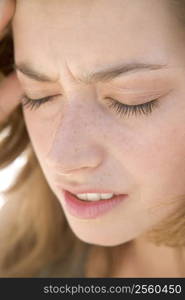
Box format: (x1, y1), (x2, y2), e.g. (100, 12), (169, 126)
(13, 0), (180, 76)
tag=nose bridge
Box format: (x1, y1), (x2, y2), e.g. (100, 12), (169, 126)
(46, 89), (104, 172)
(58, 87), (99, 140)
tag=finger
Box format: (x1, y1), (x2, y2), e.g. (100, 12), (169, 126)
(0, 0), (15, 33)
(0, 72), (23, 122)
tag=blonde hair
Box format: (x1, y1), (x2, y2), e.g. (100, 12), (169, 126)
(0, 3), (185, 277)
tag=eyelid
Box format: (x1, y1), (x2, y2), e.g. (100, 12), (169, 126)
(103, 79), (173, 94)
(24, 94), (61, 101)
(23, 87), (172, 104)
(114, 88), (167, 94)
(108, 70), (174, 88)
(109, 89), (172, 105)
(109, 85), (171, 95)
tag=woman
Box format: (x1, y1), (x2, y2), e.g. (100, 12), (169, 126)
(0, 0), (185, 277)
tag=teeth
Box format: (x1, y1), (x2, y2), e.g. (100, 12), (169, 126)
(75, 193), (115, 201)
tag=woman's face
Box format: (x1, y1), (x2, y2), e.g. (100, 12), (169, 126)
(13, 0), (185, 246)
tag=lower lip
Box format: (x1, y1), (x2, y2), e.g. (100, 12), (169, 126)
(62, 190), (127, 219)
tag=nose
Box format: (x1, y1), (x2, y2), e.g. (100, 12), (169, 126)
(45, 99), (104, 176)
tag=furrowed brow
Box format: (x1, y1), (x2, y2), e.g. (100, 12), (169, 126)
(14, 61), (168, 84)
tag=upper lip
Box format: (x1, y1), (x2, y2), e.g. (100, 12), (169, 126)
(57, 185), (126, 195)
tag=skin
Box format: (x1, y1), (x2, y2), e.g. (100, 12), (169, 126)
(0, 0), (14, 32)
(12, 0), (185, 276)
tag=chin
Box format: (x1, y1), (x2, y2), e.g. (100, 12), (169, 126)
(68, 224), (134, 247)
(77, 234), (132, 247)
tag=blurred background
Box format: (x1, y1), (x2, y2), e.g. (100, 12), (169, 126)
(0, 127), (27, 209)
(0, 155), (26, 209)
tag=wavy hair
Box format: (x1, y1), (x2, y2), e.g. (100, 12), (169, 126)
(0, 1), (185, 277)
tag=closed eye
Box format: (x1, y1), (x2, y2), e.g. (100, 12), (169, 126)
(21, 93), (160, 118)
(105, 97), (159, 118)
(21, 94), (58, 110)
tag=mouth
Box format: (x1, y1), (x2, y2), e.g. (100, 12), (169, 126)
(69, 192), (118, 202)
(61, 189), (128, 219)
(56, 185), (122, 196)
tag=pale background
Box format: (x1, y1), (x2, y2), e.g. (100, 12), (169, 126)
(0, 156), (26, 209)
(0, 127), (27, 209)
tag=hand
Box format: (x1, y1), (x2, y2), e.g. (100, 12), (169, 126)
(0, 0), (23, 124)
(0, 0), (15, 36)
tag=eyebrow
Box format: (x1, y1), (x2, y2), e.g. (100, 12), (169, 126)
(14, 62), (168, 84)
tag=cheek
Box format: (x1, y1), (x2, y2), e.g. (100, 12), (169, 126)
(23, 109), (61, 159)
(125, 120), (185, 197)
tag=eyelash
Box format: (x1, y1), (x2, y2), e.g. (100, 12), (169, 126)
(21, 94), (159, 118)
(106, 97), (159, 117)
